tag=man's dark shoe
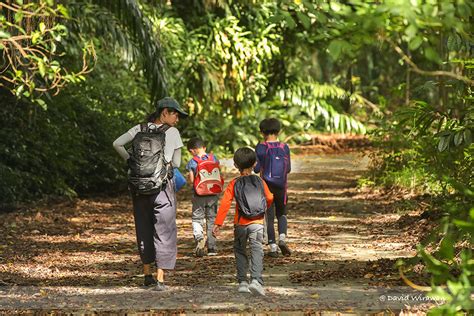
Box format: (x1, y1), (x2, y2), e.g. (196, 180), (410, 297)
(144, 274), (157, 286)
(153, 281), (167, 291)
(278, 240), (292, 257)
(207, 248), (218, 256)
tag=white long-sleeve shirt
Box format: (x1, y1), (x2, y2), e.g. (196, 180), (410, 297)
(113, 123), (183, 167)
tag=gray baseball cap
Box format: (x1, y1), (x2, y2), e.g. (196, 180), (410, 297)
(156, 97), (188, 117)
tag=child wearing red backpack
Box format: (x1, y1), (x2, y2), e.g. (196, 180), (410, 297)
(254, 118), (292, 258)
(186, 137), (224, 257)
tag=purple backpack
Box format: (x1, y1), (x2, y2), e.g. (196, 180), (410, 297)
(262, 142), (289, 188)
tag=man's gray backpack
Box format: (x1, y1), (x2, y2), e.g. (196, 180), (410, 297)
(127, 123), (171, 194)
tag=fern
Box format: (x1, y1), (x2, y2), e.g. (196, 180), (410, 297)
(67, 0), (169, 101)
(276, 81), (366, 134)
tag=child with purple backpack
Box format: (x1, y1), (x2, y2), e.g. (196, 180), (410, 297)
(254, 118), (292, 258)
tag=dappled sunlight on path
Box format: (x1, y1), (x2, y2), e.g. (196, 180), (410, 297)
(0, 152), (435, 313)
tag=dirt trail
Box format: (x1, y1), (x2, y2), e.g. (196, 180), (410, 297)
(0, 152), (436, 314)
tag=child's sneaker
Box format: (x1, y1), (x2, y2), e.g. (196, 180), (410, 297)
(144, 274), (157, 286)
(268, 243), (278, 258)
(267, 251), (279, 258)
(278, 240), (292, 257)
(207, 248), (218, 256)
(237, 281), (250, 293)
(248, 279), (265, 296)
(153, 281), (167, 291)
(195, 238), (206, 257)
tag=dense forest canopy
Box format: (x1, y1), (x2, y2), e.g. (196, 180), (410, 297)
(0, 1), (472, 313)
(2, 0), (470, 195)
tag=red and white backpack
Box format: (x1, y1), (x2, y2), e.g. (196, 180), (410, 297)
(193, 154), (224, 196)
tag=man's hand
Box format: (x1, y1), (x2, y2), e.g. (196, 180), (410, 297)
(212, 224), (222, 237)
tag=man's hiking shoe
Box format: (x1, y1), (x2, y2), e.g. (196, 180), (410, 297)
(207, 248), (218, 256)
(237, 281), (250, 293)
(153, 281), (167, 291)
(248, 279), (265, 296)
(278, 240), (292, 257)
(195, 238), (206, 257)
(267, 251), (279, 258)
(144, 274), (157, 286)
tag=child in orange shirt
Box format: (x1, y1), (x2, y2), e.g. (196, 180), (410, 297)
(212, 147), (273, 296)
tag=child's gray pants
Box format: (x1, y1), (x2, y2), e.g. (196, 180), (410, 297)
(191, 194), (218, 249)
(234, 223), (264, 285)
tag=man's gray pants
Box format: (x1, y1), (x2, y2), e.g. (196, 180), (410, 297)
(234, 223), (264, 285)
(131, 180), (177, 270)
(192, 195), (218, 250)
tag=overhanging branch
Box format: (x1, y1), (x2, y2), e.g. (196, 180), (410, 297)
(386, 38), (474, 86)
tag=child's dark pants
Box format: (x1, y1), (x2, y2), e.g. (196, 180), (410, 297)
(266, 183), (288, 244)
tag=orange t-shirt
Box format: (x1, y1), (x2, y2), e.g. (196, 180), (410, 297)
(215, 176), (274, 226)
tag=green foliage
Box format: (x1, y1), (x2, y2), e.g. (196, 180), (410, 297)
(0, 0), (94, 103)
(420, 197), (474, 315)
(78, 0), (169, 101)
(0, 48), (149, 205)
(3, 2), (472, 312)
(370, 125), (473, 314)
(146, 1), (367, 153)
(369, 91), (473, 314)
(367, 129), (443, 194)
(276, 81), (366, 134)
(345, 0), (474, 312)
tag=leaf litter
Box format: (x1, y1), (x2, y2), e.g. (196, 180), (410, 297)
(0, 146), (436, 313)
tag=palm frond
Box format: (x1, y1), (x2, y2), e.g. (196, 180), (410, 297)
(101, 0), (168, 101)
(66, 3), (139, 64)
(68, 0), (168, 101)
(277, 81), (366, 134)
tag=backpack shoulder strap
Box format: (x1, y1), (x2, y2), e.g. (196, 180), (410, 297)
(262, 142), (271, 155)
(265, 141), (285, 151)
(140, 122), (148, 132)
(234, 176), (243, 222)
(193, 155), (203, 164)
(253, 174), (264, 188)
(266, 141), (280, 148)
(157, 123), (171, 133)
(193, 153), (215, 164)
(265, 141), (279, 152)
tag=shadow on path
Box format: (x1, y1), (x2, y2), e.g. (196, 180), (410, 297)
(0, 152), (434, 314)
